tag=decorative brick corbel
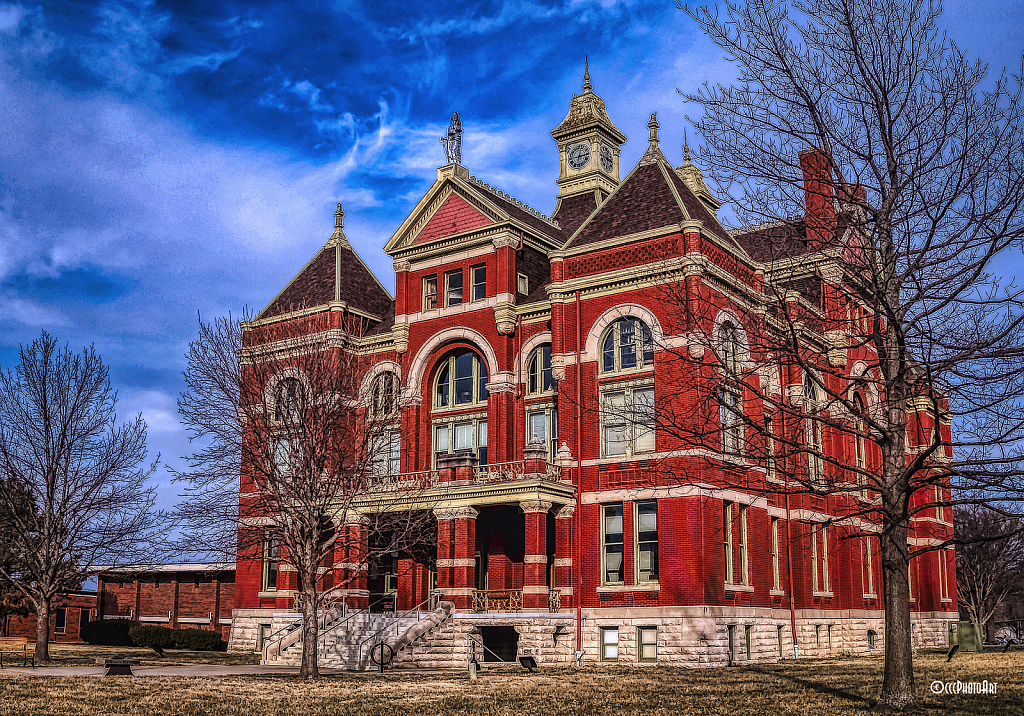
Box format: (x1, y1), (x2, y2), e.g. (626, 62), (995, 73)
(493, 301), (516, 335)
(391, 323), (409, 353)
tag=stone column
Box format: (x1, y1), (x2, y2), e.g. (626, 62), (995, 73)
(521, 500), (552, 610)
(434, 507), (479, 609)
(553, 504), (575, 610)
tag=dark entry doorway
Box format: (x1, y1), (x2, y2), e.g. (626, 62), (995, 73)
(480, 626), (518, 662)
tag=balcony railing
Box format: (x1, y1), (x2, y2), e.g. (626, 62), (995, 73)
(472, 589), (523, 613)
(367, 460), (564, 492)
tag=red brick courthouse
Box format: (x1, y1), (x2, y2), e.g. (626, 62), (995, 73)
(227, 70), (957, 666)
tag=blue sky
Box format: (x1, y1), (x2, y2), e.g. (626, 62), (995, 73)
(0, 0), (1021, 512)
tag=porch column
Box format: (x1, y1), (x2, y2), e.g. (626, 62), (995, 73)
(521, 500), (552, 610)
(336, 513), (369, 610)
(553, 504), (575, 610)
(434, 507), (478, 609)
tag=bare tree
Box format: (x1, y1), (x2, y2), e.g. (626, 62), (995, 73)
(955, 504), (1024, 641)
(0, 333), (161, 664)
(668, 0), (1024, 708)
(172, 312), (436, 680)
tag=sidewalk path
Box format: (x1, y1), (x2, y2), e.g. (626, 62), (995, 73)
(0, 664), (354, 677)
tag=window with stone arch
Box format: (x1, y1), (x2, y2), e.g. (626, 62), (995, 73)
(274, 376), (304, 424)
(434, 349), (489, 408)
(805, 373), (825, 488)
(527, 344), (554, 395)
(601, 317), (654, 373)
(852, 389), (869, 500)
(370, 371), (400, 420)
(718, 321), (744, 455)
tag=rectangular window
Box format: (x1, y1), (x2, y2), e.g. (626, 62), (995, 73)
(80, 608), (90, 631)
(527, 408), (559, 462)
(55, 607), (66, 636)
(445, 270), (463, 307)
(471, 264), (487, 301)
(863, 536), (875, 596)
(739, 505), (749, 585)
(935, 485), (944, 521)
(745, 625), (753, 661)
(771, 518), (781, 592)
(909, 560), (915, 601)
(807, 416), (824, 487)
(727, 624), (736, 661)
(812, 524), (830, 593)
(724, 501), (734, 585)
(600, 627), (618, 661)
(636, 501), (658, 583)
(938, 550), (949, 600)
(602, 386), (655, 457)
(517, 273), (529, 295)
(423, 275), (438, 310)
(720, 387), (743, 455)
(262, 534), (279, 592)
(638, 627), (657, 662)
(603, 504), (624, 584)
(272, 437), (302, 476)
(433, 419), (487, 467)
(765, 414), (777, 481)
(371, 431), (401, 478)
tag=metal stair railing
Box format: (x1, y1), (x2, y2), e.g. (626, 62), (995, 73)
(316, 595), (396, 653)
(261, 584), (376, 662)
(356, 595), (442, 667)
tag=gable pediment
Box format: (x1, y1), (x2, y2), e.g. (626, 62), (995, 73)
(385, 181), (505, 253)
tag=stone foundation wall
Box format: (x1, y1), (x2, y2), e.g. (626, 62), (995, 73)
(226, 608), (279, 653)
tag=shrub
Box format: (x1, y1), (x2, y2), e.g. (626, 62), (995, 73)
(171, 627), (223, 651)
(129, 624), (176, 655)
(80, 619), (140, 646)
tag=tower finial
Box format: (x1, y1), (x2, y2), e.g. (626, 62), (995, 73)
(647, 112), (660, 145)
(582, 57), (592, 92)
(683, 130), (691, 162)
(334, 202), (345, 229)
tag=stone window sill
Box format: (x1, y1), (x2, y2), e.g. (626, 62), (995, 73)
(725, 583), (755, 593)
(813, 591), (834, 598)
(596, 583), (660, 593)
(863, 593), (878, 600)
(941, 598), (953, 603)
(769, 589), (785, 597)
(258, 590), (295, 599)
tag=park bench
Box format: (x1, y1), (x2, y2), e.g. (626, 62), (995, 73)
(95, 657), (141, 676)
(0, 637), (35, 668)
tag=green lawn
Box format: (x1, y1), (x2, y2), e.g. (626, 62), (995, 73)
(0, 650), (1019, 715)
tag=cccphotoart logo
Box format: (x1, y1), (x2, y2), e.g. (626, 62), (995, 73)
(930, 680), (998, 695)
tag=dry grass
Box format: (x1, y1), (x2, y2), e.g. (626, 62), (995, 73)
(0, 650), (1020, 715)
(33, 643), (260, 667)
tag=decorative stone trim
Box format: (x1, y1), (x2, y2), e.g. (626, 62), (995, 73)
(769, 589), (785, 596)
(595, 583), (660, 593)
(812, 591), (835, 598)
(553, 558), (573, 567)
(725, 583), (755, 593)
(391, 323), (409, 354)
(484, 379), (515, 394)
(494, 301), (517, 335)
(491, 234), (520, 250)
(523, 555), (549, 564)
(555, 504), (576, 519)
(333, 563), (368, 571)
(437, 558), (476, 567)
(520, 500), (553, 514)
(437, 587), (475, 596)
(433, 507), (480, 521)
(685, 332), (706, 360)
(522, 586), (550, 594)
(342, 512), (370, 525)
(393, 259), (411, 272)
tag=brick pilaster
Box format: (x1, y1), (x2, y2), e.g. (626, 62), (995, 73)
(434, 507), (478, 609)
(521, 500), (552, 610)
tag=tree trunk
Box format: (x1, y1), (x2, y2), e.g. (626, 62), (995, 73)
(34, 598), (50, 665)
(879, 492), (914, 709)
(298, 573), (319, 680)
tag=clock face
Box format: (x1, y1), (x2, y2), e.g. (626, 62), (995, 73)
(567, 142), (591, 170)
(600, 144), (614, 172)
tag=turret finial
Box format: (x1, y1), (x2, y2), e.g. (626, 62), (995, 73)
(334, 202), (345, 228)
(647, 112), (660, 144)
(582, 57), (592, 92)
(683, 130), (691, 163)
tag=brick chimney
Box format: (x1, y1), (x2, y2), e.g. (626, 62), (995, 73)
(799, 148), (836, 248)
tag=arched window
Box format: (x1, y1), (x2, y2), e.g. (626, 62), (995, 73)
(853, 392), (868, 499)
(720, 322), (742, 376)
(370, 372), (400, 420)
(805, 374), (824, 486)
(601, 317), (654, 373)
(434, 350), (489, 408)
(274, 377), (303, 423)
(527, 344), (554, 394)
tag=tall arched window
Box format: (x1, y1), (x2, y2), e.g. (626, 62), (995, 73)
(527, 344), (554, 394)
(370, 372), (400, 420)
(853, 392), (868, 499)
(434, 350), (489, 408)
(720, 322), (742, 376)
(274, 377), (303, 423)
(601, 317), (654, 373)
(805, 374), (824, 487)
(718, 322), (744, 455)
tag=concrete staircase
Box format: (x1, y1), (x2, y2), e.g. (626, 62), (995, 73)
(262, 601), (453, 670)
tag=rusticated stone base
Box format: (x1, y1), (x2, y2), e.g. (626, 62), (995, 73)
(226, 609), (281, 653)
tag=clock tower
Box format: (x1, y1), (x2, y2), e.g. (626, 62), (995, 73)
(551, 62), (627, 201)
